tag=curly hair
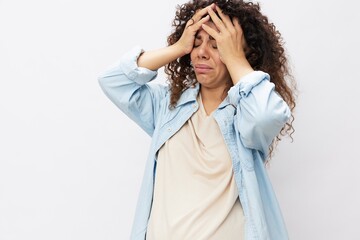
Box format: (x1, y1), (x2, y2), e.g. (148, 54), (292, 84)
(165, 0), (297, 158)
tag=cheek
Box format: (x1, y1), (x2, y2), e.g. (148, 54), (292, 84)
(212, 53), (227, 72)
(213, 57), (226, 70)
(212, 52), (222, 63)
(218, 64), (229, 76)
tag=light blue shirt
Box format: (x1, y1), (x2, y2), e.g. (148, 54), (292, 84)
(98, 46), (291, 240)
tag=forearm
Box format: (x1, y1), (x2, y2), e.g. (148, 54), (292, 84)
(137, 43), (186, 71)
(225, 56), (254, 85)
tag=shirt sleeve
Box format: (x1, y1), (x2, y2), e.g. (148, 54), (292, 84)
(98, 46), (167, 136)
(228, 71), (291, 157)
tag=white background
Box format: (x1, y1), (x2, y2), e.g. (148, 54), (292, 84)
(1, 0), (360, 239)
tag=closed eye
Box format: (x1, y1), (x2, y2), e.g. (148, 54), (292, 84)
(194, 39), (202, 48)
(210, 40), (217, 49)
(194, 34), (217, 49)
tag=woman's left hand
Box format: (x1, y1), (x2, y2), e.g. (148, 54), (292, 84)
(202, 5), (246, 64)
(202, 5), (254, 83)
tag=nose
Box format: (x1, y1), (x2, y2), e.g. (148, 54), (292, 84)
(197, 42), (210, 60)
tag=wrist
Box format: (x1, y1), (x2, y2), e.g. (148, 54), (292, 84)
(172, 41), (190, 56)
(226, 57), (254, 85)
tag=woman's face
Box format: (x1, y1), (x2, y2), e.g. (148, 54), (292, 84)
(190, 21), (231, 89)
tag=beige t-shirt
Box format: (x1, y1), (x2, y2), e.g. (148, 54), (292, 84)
(146, 94), (245, 240)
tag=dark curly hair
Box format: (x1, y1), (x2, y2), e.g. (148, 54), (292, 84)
(165, 0), (297, 158)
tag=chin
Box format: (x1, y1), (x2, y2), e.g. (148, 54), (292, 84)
(196, 75), (212, 83)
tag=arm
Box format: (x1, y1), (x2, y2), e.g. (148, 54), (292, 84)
(204, 6), (290, 156)
(98, 44), (189, 135)
(98, 46), (165, 136)
(228, 71), (291, 156)
(137, 44), (185, 71)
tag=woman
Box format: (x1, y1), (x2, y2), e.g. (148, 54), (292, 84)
(99, 0), (296, 239)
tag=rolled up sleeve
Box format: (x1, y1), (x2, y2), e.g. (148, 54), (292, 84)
(228, 71), (291, 157)
(98, 46), (166, 136)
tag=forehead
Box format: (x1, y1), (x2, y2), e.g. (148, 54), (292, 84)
(195, 21), (217, 38)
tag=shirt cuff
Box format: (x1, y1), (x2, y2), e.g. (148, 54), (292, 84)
(228, 71), (270, 104)
(119, 45), (158, 85)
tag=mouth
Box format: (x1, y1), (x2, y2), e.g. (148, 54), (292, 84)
(194, 64), (213, 74)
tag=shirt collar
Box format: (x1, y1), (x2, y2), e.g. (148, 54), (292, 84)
(174, 83), (200, 108)
(174, 83), (235, 110)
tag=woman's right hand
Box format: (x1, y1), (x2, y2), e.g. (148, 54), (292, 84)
(175, 4), (215, 55)
(137, 4), (214, 70)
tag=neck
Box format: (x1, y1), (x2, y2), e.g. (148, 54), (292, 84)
(200, 84), (228, 115)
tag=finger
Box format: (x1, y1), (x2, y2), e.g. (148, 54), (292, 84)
(233, 18), (244, 34)
(214, 5), (234, 30)
(191, 4), (214, 23)
(201, 23), (220, 40)
(185, 18), (195, 28)
(195, 14), (210, 27)
(207, 5), (226, 32)
(233, 18), (247, 48)
(186, 14), (209, 28)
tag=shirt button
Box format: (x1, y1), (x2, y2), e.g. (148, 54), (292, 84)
(167, 127), (171, 132)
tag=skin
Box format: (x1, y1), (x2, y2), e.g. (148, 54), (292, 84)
(190, 21), (232, 114)
(137, 3), (254, 114)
